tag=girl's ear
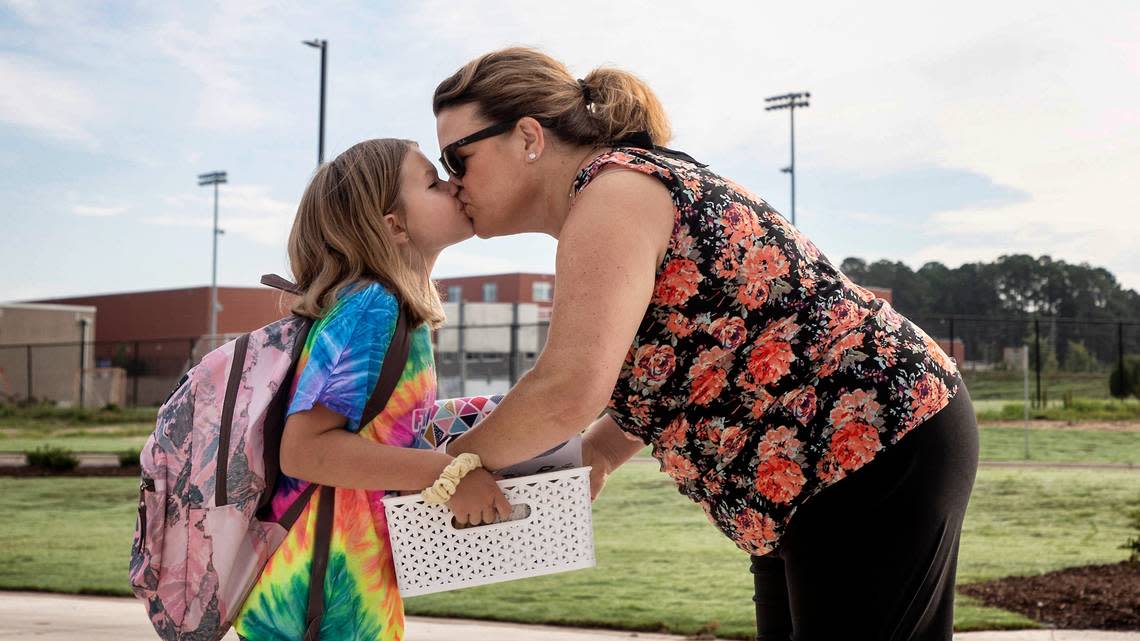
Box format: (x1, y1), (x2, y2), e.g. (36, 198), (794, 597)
(382, 211), (411, 245)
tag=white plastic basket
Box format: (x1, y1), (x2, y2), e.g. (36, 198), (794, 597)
(381, 466), (596, 596)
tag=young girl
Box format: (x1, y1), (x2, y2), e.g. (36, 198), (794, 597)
(232, 139), (512, 641)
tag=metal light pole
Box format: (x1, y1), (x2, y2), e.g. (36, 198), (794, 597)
(765, 92), (810, 227)
(303, 38), (327, 164)
(197, 171), (227, 348)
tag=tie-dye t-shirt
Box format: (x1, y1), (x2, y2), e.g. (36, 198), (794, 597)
(233, 282), (436, 641)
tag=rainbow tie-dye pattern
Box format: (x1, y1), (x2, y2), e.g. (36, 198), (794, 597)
(233, 282), (436, 641)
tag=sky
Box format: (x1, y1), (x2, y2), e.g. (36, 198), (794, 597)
(1, 1), (1138, 302)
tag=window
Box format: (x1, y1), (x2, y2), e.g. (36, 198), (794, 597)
(447, 285), (462, 303)
(532, 281), (553, 302)
(482, 282), (497, 302)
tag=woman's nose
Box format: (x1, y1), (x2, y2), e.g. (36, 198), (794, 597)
(448, 175), (464, 190)
(444, 180), (460, 197)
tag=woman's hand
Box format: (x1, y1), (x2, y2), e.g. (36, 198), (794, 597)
(446, 467), (513, 527)
(582, 440), (613, 501)
(581, 414), (646, 501)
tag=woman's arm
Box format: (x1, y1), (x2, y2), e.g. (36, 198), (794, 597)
(447, 170), (676, 469)
(581, 413), (647, 500)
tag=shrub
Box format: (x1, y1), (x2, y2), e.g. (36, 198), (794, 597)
(118, 448), (142, 467)
(1109, 355), (1140, 399)
(25, 446), (79, 472)
(1122, 506), (1140, 563)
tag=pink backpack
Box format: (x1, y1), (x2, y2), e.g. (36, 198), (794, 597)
(129, 275), (410, 641)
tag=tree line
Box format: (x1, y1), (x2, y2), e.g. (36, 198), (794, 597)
(839, 254), (1140, 387)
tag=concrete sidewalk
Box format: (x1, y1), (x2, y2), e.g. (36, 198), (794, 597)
(1, 592), (1136, 640)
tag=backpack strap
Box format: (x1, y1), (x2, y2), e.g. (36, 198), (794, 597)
(260, 273), (303, 295)
(216, 333), (250, 507)
(302, 485), (336, 641)
(293, 303), (412, 640)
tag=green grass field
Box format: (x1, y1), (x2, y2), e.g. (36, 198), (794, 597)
(962, 370), (1115, 401)
(1, 464), (1135, 638)
(4, 421), (1138, 469)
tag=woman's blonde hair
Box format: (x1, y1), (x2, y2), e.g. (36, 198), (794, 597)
(287, 138), (446, 328)
(433, 47), (671, 147)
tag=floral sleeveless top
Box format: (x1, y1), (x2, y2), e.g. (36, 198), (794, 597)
(572, 147), (961, 556)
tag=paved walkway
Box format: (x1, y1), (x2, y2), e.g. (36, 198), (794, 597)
(2, 592), (1137, 641)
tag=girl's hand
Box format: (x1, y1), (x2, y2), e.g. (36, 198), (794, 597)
(447, 467), (513, 527)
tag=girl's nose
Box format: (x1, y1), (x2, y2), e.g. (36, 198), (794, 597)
(444, 180), (460, 197)
(448, 175), (464, 190)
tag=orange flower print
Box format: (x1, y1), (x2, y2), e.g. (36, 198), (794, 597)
(749, 388), (776, 418)
(734, 279), (771, 310)
(661, 451), (700, 481)
(682, 176), (703, 200)
(744, 339), (795, 388)
(688, 354), (729, 406)
(708, 316), (748, 350)
(720, 202), (762, 246)
(921, 331), (957, 373)
(757, 425), (802, 460)
(717, 424), (749, 462)
(735, 244), (790, 310)
(755, 456), (806, 505)
(713, 246), (741, 280)
(631, 344), (676, 386)
(673, 226), (695, 257)
(829, 420), (881, 471)
(701, 471), (724, 496)
(825, 299), (868, 335)
(815, 452), (846, 484)
(909, 372), (951, 422)
(734, 508), (779, 554)
(658, 415), (690, 451)
(784, 386), (818, 425)
(817, 332), (866, 379)
(696, 417), (724, 444)
(665, 312), (696, 338)
(626, 395), (652, 424)
(654, 258), (703, 306)
(876, 305), (905, 333)
(828, 389), (882, 428)
(759, 314), (801, 344)
(873, 330), (899, 366)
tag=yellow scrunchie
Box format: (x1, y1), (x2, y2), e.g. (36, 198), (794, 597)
(422, 453), (483, 506)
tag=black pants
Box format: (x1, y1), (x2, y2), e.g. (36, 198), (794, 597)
(751, 382), (979, 641)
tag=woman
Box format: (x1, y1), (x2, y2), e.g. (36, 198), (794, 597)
(434, 48), (978, 641)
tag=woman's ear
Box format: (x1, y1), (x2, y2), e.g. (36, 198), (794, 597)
(382, 211), (411, 245)
(517, 117), (546, 162)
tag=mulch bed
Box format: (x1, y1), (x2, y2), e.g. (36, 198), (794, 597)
(959, 561), (1140, 630)
(0, 465), (140, 478)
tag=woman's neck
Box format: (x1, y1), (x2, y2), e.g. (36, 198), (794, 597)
(536, 144), (608, 239)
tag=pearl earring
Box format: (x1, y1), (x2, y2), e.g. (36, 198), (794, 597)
(528, 153), (537, 160)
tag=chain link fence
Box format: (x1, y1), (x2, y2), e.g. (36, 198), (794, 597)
(1, 316), (1136, 409)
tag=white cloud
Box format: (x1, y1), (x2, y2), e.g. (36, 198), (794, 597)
(0, 55), (100, 146)
(143, 185), (295, 246)
(73, 205), (127, 217)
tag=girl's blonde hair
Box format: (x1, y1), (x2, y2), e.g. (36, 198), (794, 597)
(433, 47), (671, 147)
(287, 138), (446, 328)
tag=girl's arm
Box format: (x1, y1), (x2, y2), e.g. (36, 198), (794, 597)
(447, 170), (675, 469)
(281, 402), (513, 525)
(281, 402), (452, 490)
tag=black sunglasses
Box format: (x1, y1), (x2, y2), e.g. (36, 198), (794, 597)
(439, 117), (554, 178)
(439, 120), (516, 179)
